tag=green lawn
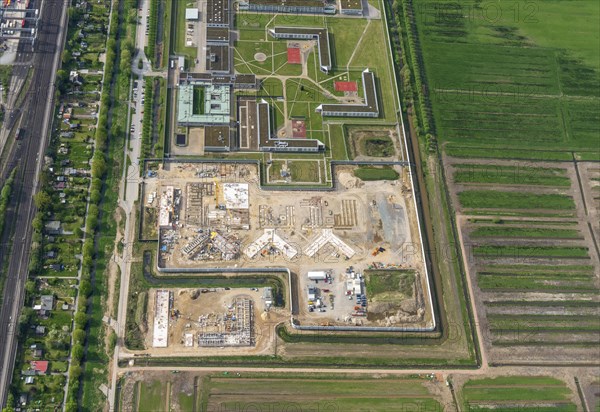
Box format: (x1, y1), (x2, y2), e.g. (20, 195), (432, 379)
(138, 380), (168, 412)
(354, 166), (399, 181)
(173, 0), (198, 63)
(287, 160), (321, 183)
(365, 270), (415, 301)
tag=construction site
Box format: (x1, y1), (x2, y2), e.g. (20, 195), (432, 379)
(143, 162), (434, 331)
(146, 287), (283, 355)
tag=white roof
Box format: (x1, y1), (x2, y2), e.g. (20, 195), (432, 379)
(244, 229), (297, 259)
(307, 271), (327, 279)
(185, 8), (199, 20)
(304, 229), (355, 259)
(223, 183), (249, 209)
(152, 290), (170, 348)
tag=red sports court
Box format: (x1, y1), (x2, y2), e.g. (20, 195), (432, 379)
(334, 81), (358, 92)
(291, 120), (307, 138)
(287, 47), (301, 64)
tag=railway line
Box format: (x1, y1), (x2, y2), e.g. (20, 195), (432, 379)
(0, 0), (69, 406)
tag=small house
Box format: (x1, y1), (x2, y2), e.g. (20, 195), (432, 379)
(40, 295), (54, 311)
(30, 361), (49, 375)
(45, 220), (62, 235)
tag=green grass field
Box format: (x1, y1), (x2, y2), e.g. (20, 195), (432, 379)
(460, 375), (577, 411)
(354, 166), (399, 181)
(137, 380), (169, 412)
(415, 0), (600, 157)
(365, 270), (415, 301)
(173, 0), (198, 63)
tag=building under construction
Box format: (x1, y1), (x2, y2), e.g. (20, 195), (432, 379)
(198, 298), (254, 347)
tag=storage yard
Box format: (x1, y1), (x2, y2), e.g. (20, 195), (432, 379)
(142, 162), (433, 331)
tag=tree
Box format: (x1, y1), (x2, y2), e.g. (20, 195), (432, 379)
(34, 191), (52, 211)
(2, 393), (15, 412)
(55, 69), (70, 95)
(71, 344), (84, 362)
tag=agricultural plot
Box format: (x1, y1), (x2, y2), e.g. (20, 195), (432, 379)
(119, 372), (448, 412)
(458, 376), (578, 411)
(415, 0), (600, 158)
(201, 374), (444, 411)
(445, 157), (600, 362)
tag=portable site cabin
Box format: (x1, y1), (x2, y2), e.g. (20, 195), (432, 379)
(307, 271), (327, 281)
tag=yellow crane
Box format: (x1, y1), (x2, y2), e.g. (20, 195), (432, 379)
(213, 177), (221, 206)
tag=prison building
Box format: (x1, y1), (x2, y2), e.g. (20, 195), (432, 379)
(206, 44), (231, 73)
(177, 84), (231, 126)
(268, 27), (331, 73)
(238, 0), (336, 15)
(204, 125), (231, 151)
(207, 0), (230, 27)
(206, 27), (230, 44)
(316, 69), (379, 117)
(179, 72), (258, 90)
(340, 0), (362, 15)
(238, 98), (325, 153)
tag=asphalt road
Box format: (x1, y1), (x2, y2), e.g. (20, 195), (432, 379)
(0, 0), (69, 406)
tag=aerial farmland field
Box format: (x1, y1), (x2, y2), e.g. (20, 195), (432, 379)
(405, 0), (600, 364)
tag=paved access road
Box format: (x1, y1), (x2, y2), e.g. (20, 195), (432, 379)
(0, 0), (69, 406)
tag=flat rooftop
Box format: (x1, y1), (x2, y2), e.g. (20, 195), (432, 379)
(204, 125), (230, 149)
(238, 98), (324, 152)
(179, 72), (257, 90)
(206, 27), (230, 43)
(177, 84), (231, 125)
(206, 45), (230, 73)
(269, 27), (331, 72)
(317, 69), (379, 116)
(207, 0), (230, 26)
(340, 0), (361, 10)
(248, 0), (327, 7)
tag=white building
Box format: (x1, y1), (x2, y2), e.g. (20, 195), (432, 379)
(307, 271), (327, 281)
(185, 8), (199, 20)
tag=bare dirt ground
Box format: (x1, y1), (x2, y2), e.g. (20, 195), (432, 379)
(138, 287), (287, 357)
(147, 163), (432, 330)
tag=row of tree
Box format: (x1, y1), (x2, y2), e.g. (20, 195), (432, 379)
(392, 0), (437, 152)
(0, 168), (17, 240)
(63, 1), (122, 410)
